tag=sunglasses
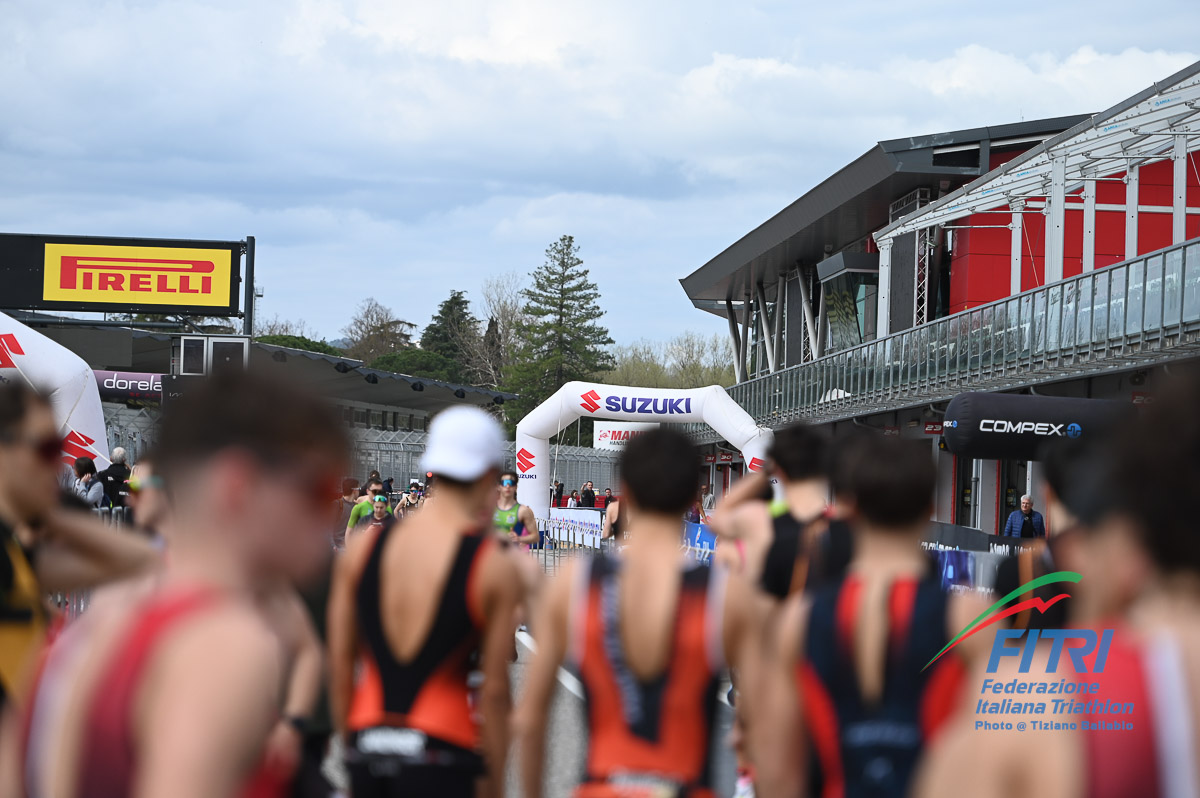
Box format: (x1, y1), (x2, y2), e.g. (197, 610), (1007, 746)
(17, 435), (64, 466)
(128, 474), (165, 494)
(500, 479), (516, 487)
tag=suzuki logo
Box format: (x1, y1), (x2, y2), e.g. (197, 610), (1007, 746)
(748, 457), (766, 472)
(0, 334), (24, 369)
(516, 448), (536, 473)
(61, 430), (98, 466)
(580, 390), (601, 413)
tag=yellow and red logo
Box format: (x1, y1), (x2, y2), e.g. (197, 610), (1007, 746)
(42, 243), (233, 308)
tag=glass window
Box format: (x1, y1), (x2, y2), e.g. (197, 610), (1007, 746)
(1019, 294), (1033, 357)
(1006, 299), (1020, 363)
(979, 307), (994, 370)
(1184, 244), (1200, 323)
(1076, 275), (1094, 346)
(1126, 260), (1144, 336)
(958, 316), (971, 375)
(1165, 248), (1183, 328)
(1047, 285), (1062, 352)
(1063, 283), (1077, 349)
(1108, 265), (1126, 340)
(1032, 290), (1046, 355)
(1145, 255), (1163, 331)
(1092, 270), (1109, 343)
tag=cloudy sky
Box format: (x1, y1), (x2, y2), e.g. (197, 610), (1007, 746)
(3, 1), (1198, 347)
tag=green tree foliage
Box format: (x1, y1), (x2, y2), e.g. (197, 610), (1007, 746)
(419, 290), (480, 384)
(256, 334), (344, 357)
(605, 332), (734, 389)
(505, 235), (613, 442)
(370, 349), (457, 382)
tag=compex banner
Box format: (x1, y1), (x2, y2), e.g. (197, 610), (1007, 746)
(942, 392), (1133, 461)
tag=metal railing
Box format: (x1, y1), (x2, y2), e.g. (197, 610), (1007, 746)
(690, 238), (1200, 436)
(526, 518), (715, 577)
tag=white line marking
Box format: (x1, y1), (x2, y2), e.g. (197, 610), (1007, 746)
(516, 630), (586, 700)
(515, 630), (732, 708)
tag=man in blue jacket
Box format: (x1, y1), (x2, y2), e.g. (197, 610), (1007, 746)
(1003, 494), (1046, 538)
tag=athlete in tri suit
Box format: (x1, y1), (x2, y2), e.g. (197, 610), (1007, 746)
(329, 406), (524, 798)
(493, 471), (538, 547)
(756, 434), (987, 798)
(10, 371), (351, 798)
(517, 428), (758, 798)
(917, 378), (1200, 798)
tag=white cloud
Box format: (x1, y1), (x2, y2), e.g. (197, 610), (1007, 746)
(1, 0), (1198, 347)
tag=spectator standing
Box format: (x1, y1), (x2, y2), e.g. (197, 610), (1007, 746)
(331, 478), (359, 550)
(71, 456), (105, 509)
(553, 480), (564, 507)
(567, 491), (579, 508)
(700, 483), (715, 513)
(95, 447), (131, 508)
(580, 481), (596, 508)
(1002, 494), (1046, 538)
(601, 488), (614, 508)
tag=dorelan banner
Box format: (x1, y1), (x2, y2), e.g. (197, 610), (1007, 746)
(0, 233), (242, 316)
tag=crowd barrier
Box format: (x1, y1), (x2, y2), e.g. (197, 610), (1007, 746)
(528, 513), (1034, 594)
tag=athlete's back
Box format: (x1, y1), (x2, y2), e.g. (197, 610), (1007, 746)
(569, 553), (727, 797)
(328, 406), (520, 798)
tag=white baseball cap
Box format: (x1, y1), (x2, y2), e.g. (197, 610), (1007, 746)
(420, 405), (506, 482)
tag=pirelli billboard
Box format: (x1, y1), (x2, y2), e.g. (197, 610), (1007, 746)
(0, 233), (243, 316)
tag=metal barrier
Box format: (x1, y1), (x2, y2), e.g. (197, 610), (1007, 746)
(686, 238), (1200, 437)
(526, 517), (715, 576)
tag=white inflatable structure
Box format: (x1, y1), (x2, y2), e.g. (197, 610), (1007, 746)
(0, 311), (111, 470)
(515, 381), (773, 518)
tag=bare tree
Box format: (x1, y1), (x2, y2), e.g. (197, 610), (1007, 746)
(254, 314), (313, 338)
(461, 273), (528, 389)
(605, 332), (734, 389)
(342, 299), (415, 364)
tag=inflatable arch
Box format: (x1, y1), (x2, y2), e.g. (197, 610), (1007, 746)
(515, 381), (773, 518)
(0, 311), (112, 470)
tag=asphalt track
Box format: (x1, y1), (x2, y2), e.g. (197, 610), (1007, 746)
(505, 631), (738, 798)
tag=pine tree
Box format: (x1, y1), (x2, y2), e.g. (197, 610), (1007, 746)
(419, 290), (480, 384)
(506, 236), (614, 439)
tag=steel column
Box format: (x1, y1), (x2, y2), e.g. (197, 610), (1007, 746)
(1174, 135), (1188, 243)
(773, 275), (786, 370)
(796, 268), (819, 362)
(876, 238), (893, 336)
(725, 299), (745, 383)
(740, 287), (751, 379)
(1010, 201), (1024, 294)
(1045, 158), (1066, 284)
(754, 281), (776, 373)
(1082, 179), (1097, 272)
(1126, 164), (1140, 260)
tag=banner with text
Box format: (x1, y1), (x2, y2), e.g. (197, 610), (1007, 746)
(592, 420), (659, 451)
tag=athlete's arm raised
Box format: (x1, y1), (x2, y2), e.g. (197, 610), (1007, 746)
(751, 591), (810, 798)
(474, 541), (524, 798)
(33, 507), (160, 592)
(515, 504), (539, 545)
(133, 607), (282, 798)
(515, 559), (574, 798)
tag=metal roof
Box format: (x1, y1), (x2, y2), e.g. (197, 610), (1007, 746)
(680, 115), (1090, 315)
(874, 60), (1200, 241)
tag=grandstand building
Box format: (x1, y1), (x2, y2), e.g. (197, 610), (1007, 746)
(682, 61), (1200, 534)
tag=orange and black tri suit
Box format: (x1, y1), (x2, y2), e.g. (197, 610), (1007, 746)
(568, 554), (727, 798)
(798, 572), (965, 798)
(345, 520), (494, 798)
